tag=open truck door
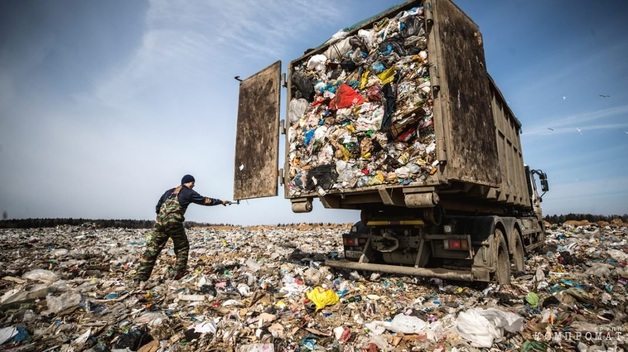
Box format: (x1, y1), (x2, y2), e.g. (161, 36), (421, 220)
(233, 61), (282, 201)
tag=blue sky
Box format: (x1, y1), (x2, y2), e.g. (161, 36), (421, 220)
(0, 0), (626, 225)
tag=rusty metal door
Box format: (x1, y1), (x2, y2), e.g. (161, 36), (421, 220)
(233, 61), (282, 200)
(432, 0), (500, 187)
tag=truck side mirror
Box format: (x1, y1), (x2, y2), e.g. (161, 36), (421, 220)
(540, 173), (549, 193)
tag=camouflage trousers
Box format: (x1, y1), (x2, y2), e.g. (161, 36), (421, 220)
(136, 222), (189, 281)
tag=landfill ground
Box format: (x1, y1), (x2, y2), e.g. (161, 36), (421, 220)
(0, 221), (626, 352)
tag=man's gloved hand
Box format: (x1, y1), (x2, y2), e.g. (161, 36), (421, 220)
(221, 200), (233, 206)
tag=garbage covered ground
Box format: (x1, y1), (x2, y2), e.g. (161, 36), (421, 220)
(0, 221), (626, 351)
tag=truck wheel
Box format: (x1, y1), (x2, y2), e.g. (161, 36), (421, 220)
(511, 232), (525, 274)
(494, 229), (511, 285)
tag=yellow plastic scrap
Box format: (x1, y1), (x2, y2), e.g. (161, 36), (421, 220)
(338, 144), (350, 161)
(378, 67), (396, 85)
(306, 287), (339, 311)
(398, 152), (410, 165)
(375, 172), (385, 183)
(359, 71), (370, 90)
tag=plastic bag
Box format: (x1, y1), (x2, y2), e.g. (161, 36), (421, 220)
(455, 307), (524, 348)
(330, 84), (365, 110)
(305, 164), (338, 191)
(306, 287), (339, 311)
(45, 291), (82, 315)
(193, 321), (217, 334)
(307, 54), (327, 72)
(292, 71), (314, 100)
(357, 29), (375, 48)
(386, 313), (427, 334)
(0, 326), (18, 345)
(377, 67), (396, 85)
(288, 98), (309, 124)
(22, 269), (59, 283)
(525, 292), (539, 307)
(324, 37), (352, 60)
(585, 262), (613, 277)
(400, 14), (422, 38)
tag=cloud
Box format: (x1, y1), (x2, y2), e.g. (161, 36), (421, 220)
(522, 105), (628, 136)
(90, 0), (346, 108)
(92, 29), (213, 106)
(145, 0), (342, 50)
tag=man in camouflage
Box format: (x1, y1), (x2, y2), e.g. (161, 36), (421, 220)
(135, 174), (230, 284)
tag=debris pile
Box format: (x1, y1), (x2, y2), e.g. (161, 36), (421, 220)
(0, 221), (626, 351)
(287, 5), (438, 197)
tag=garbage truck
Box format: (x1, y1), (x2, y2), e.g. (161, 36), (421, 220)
(233, 0), (549, 284)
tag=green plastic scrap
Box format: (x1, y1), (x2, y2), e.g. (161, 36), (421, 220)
(526, 292), (540, 307)
(521, 340), (548, 352)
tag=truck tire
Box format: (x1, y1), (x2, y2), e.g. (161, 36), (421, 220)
(511, 232), (525, 274)
(494, 229), (511, 285)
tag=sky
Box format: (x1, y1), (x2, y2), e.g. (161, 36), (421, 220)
(0, 0), (627, 225)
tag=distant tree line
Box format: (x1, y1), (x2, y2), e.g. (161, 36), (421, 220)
(0, 218), (154, 229)
(0, 214), (625, 229)
(544, 213), (627, 224)
(0, 218), (224, 229)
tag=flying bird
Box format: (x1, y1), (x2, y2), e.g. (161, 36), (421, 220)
(576, 128), (582, 135)
(547, 128), (554, 131)
(562, 96), (567, 101)
(234, 76), (243, 82)
(599, 94), (610, 98)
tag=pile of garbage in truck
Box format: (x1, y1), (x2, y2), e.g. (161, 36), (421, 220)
(0, 220), (626, 351)
(287, 6), (438, 197)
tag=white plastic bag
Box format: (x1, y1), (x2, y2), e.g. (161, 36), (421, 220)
(364, 321), (386, 335)
(324, 37), (352, 60)
(366, 313), (428, 336)
(386, 313), (427, 334)
(306, 54), (327, 72)
(288, 98), (308, 124)
(455, 307), (523, 348)
(0, 326), (18, 345)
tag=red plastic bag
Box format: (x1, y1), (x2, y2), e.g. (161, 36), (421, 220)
(330, 84), (365, 110)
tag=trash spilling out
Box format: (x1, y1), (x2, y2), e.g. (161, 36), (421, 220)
(0, 221), (626, 351)
(286, 5), (437, 197)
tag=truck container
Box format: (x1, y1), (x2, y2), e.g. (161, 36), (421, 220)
(233, 0), (549, 283)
